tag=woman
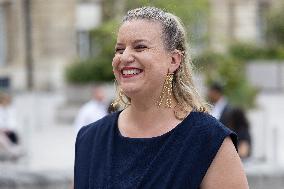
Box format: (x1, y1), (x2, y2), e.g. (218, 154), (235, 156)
(74, 7), (249, 189)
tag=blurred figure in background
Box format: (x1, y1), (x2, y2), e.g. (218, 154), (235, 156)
(207, 83), (252, 159)
(0, 92), (22, 161)
(228, 107), (251, 159)
(73, 86), (107, 134)
(207, 82), (232, 127)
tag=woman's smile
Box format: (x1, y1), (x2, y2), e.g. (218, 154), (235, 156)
(121, 67), (144, 78)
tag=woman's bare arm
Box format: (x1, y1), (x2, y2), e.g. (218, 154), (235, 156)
(200, 137), (249, 189)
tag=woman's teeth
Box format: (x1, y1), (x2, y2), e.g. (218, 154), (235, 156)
(122, 69), (142, 75)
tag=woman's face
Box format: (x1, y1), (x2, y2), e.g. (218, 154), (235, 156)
(112, 20), (177, 99)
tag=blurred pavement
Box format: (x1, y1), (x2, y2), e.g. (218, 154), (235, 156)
(5, 92), (76, 172)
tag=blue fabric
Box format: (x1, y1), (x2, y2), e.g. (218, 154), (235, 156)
(74, 111), (237, 189)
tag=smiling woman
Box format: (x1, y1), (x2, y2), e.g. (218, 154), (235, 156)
(74, 7), (249, 189)
(112, 19), (175, 106)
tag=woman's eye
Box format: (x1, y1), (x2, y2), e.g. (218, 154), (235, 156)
(135, 45), (147, 51)
(115, 48), (124, 54)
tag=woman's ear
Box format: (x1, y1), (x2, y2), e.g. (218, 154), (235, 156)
(168, 50), (182, 73)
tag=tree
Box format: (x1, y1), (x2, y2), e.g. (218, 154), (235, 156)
(103, 0), (209, 46)
(194, 52), (258, 109)
(266, 3), (284, 46)
(65, 20), (118, 83)
(125, 0), (209, 45)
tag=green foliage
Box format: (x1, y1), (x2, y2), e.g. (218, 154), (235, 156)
(125, 0), (209, 44)
(125, 0), (209, 24)
(65, 58), (114, 84)
(66, 20), (118, 83)
(228, 4), (284, 61)
(229, 43), (284, 61)
(194, 52), (258, 109)
(90, 20), (119, 59)
(266, 4), (284, 46)
(101, 0), (120, 21)
(101, 0), (209, 26)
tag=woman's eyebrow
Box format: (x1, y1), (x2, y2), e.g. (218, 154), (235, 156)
(115, 39), (151, 46)
(115, 42), (124, 46)
(134, 39), (148, 43)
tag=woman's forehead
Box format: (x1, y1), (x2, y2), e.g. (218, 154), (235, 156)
(117, 20), (163, 42)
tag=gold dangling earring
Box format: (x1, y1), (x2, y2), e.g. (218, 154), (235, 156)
(157, 72), (174, 108)
(110, 98), (120, 110)
(111, 89), (130, 109)
(119, 90), (130, 107)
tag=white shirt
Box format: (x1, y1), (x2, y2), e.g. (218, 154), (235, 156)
(211, 97), (227, 120)
(0, 105), (18, 130)
(73, 100), (107, 134)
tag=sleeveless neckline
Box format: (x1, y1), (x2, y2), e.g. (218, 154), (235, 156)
(114, 110), (195, 142)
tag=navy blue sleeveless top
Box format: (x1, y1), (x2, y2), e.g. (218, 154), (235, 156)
(74, 111), (237, 189)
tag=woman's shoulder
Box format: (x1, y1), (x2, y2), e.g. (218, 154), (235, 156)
(188, 111), (237, 148)
(189, 111), (223, 128)
(190, 111), (231, 130)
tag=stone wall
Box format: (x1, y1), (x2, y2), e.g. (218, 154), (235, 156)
(246, 61), (284, 92)
(209, 0), (268, 52)
(0, 0), (77, 90)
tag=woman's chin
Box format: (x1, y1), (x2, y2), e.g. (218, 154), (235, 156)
(120, 85), (142, 97)
(121, 88), (138, 97)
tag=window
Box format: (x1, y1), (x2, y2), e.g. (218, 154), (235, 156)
(0, 5), (7, 66)
(77, 31), (91, 59)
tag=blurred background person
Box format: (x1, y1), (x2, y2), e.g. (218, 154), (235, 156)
(207, 82), (232, 127)
(228, 107), (252, 159)
(0, 129), (22, 161)
(207, 83), (252, 159)
(0, 92), (19, 145)
(0, 92), (22, 161)
(73, 86), (107, 134)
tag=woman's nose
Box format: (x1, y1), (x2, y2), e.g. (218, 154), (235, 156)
(120, 48), (135, 63)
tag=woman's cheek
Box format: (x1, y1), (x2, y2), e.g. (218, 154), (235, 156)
(113, 70), (120, 80)
(112, 56), (120, 78)
(112, 55), (120, 67)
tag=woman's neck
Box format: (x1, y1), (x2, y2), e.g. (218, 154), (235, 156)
(118, 98), (181, 138)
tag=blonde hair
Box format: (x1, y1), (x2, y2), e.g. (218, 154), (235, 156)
(113, 7), (208, 114)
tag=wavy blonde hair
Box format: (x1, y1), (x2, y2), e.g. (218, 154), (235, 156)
(113, 7), (208, 115)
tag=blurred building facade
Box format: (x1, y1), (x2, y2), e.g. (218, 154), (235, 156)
(0, 0), (282, 90)
(209, 0), (281, 52)
(0, 0), (77, 91)
(76, 0), (102, 59)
